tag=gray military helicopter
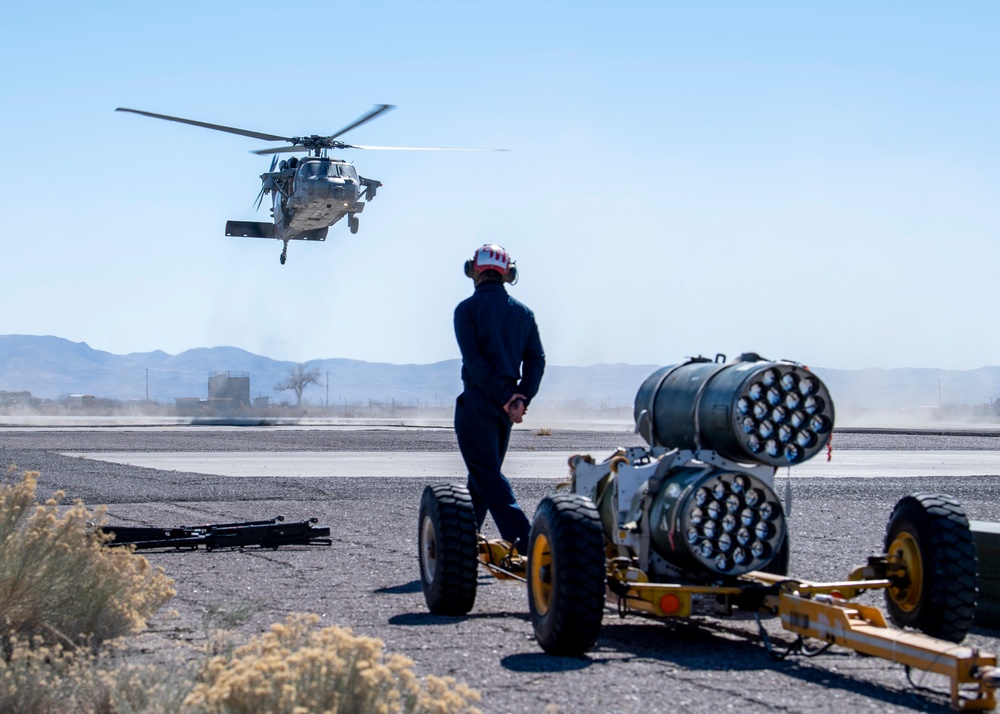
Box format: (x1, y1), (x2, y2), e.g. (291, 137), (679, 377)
(117, 105), (498, 264)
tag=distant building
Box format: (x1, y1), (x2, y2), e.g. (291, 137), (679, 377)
(64, 394), (96, 408)
(0, 390), (33, 407)
(208, 371), (250, 408)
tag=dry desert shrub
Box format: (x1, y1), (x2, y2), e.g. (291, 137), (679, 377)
(0, 469), (175, 649)
(0, 636), (194, 714)
(0, 470), (479, 714)
(0, 636), (102, 713)
(183, 613), (481, 714)
(92, 657), (197, 714)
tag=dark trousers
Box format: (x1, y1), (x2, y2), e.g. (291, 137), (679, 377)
(454, 392), (531, 551)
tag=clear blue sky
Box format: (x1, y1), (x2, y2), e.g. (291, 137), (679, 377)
(2, 2), (997, 370)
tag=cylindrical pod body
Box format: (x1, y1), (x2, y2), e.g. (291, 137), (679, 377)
(648, 467), (787, 576)
(634, 358), (834, 467)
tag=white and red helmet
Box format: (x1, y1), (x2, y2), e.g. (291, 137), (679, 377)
(464, 244), (518, 284)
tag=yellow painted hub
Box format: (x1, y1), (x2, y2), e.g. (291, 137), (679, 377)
(531, 533), (553, 616)
(888, 531), (923, 613)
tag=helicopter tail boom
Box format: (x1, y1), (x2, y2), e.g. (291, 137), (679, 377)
(225, 222), (330, 243)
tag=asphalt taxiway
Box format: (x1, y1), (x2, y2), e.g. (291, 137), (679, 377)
(2, 423), (999, 713)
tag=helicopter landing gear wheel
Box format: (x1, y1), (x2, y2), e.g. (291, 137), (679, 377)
(279, 241), (288, 265)
(884, 492), (978, 643)
(349, 215), (360, 234)
(527, 494), (606, 656)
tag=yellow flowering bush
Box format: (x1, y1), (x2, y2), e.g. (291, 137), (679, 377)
(0, 636), (99, 713)
(0, 470), (175, 648)
(0, 470), (480, 713)
(184, 613), (481, 714)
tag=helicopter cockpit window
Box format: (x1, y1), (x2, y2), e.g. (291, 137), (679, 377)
(298, 160), (335, 179)
(296, 160), (359, 181)
(340, 164), (359, 182)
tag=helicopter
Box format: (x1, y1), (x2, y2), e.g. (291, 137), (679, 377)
(116, 105), (501, 264)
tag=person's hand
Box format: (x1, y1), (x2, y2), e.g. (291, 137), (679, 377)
(504, 394), (528, 424)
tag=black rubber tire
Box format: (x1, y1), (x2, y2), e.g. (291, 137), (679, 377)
(527, 494), (606, 656)
(884, 492), (978, 643)
(418, 484), (478, 615)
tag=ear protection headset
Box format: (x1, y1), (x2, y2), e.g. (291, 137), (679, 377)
(464, 245), (519, 284)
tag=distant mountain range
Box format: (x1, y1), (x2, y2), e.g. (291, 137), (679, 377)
(2, 334), (1000, 414)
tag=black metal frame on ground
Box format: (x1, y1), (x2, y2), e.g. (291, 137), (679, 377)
(100, 516), (332, 551)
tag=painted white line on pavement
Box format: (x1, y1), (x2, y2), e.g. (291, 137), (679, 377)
(63, 451), (572, 479)
(62, 450), (1000, 479)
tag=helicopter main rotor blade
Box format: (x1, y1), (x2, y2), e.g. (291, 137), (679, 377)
(116, 107), (292, 143)
(251, 146), (307, 156)
(250, 143), (508, 155)
(325, 104), (395, 141)
(350, 145), (509, 151)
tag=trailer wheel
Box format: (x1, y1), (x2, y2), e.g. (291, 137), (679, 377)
(884, 492), (978, 643)
(419, 484), (478, 615)
(528, 494), (606, 655)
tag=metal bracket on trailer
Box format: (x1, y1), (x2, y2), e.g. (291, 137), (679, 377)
(478, 537), (528, 583)
(611, 571), (998, 711)
(776, 590), (997, 711)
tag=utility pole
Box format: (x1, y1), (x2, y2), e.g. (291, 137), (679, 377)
(145, 368), (149, 403)
(326, 372), (329, 408)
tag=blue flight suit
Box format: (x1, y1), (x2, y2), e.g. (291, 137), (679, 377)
(454, 279), (545, 552)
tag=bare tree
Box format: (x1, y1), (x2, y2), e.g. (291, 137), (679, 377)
(274, 364), (321, 406)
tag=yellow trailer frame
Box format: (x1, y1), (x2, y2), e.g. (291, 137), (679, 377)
(477, 540), (999, 711)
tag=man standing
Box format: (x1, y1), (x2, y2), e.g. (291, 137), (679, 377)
(454, 244), (545, 557)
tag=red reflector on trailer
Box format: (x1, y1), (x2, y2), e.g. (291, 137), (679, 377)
(659, 594), (681, 614)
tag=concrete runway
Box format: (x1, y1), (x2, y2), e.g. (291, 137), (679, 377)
(65, 448), (1000, 478)
(3, 424), (1000, 713)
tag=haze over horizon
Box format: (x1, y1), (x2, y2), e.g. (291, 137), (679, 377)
(14, 331), (1000, 373)
(3, 3), (997, 372)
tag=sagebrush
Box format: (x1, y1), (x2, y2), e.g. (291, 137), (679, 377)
(0, 469), (480, 713)
(0, 469), (175, 649)
(184, 613), (481, 714)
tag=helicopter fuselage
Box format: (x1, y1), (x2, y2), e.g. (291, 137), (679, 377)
(117, 103), (494, 265)
(268, 157), (368, 238)
(227, 156), (381, 261)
